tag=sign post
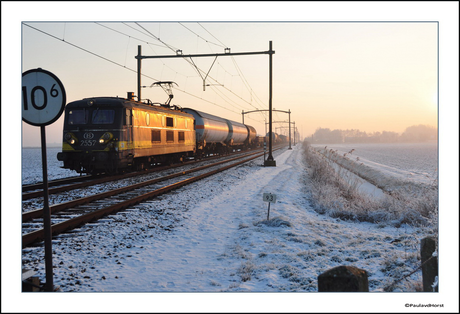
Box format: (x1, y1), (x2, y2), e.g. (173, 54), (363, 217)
(263, 193), (277, 220)
(22, 68), (66, 292)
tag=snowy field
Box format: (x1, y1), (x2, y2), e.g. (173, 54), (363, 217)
(311, 142), (438, 188)
(22, 147), (78, 185)
(7, 144), (458, 312)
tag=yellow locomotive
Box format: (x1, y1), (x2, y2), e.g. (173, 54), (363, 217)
(57, 94), (257, 174)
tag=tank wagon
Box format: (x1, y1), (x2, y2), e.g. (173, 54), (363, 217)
(57, 95), (258, 174)
(255, 135), (266, 147)
(266, 132), (279, 144)
(183, 108), (257, 157)
(278, 134), (288, 144)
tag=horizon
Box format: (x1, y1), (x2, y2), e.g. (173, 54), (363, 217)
(21, 122), (439, 149)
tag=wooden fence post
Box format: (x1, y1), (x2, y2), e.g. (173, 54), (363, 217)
(318, 265), (369, 292)
(421, 236), (438, 292)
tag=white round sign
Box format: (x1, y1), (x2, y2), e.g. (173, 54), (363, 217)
(22, 68), (66, 126)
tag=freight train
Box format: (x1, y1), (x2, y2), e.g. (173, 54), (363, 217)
(57, 94), (258, 174)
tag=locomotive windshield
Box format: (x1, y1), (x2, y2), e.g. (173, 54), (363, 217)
(67, 108), (115, 125)
(92, 109), (115, 124)
(68, 109), (89, 125)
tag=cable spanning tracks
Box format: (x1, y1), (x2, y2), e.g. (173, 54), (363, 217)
(22, 148), (282, 247)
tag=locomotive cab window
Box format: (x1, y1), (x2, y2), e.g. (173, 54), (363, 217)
(68, 109), (89, 125)
(92, 109), (115, 124)
(166, 117), (174, 127)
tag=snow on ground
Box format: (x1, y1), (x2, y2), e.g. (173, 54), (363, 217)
(21, 147), (78, 185)
(311, 142), (438, 190)
(7, 145), (457, 313)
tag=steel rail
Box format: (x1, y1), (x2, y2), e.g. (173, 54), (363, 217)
(22, 148), (265, 200)
(22, 148), (280, 247)
(22, 149), (264, 222)
(22, 175), (94, 192)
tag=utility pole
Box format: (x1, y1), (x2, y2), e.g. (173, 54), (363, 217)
(264, 41), (276, 166)
(137, 45), (142, 101)
(288, 109), (291, 150)
(136, 42), (276, 165)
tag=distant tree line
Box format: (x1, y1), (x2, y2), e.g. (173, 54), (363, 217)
(309, 124), (437, 144)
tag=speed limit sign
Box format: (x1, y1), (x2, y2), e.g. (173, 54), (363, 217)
(22, 68), (66, 126)
(22, 68), (67, 291)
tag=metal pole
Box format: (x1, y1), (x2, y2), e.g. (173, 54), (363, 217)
(288, 109), (292, 150)
(242, 110), (244, 124)
(137, 50), (272, 59)
(265, 41), (276, 166)
(294, 122), (296, 146)
(137, 45), (142, 102)
(40, 126), (54, 292)
(268, 41), (273, 160)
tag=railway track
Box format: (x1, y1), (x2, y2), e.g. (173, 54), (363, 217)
(22, 175), (94, 193)
(22, 148), (267, 201)
(22, 147), (282, 247)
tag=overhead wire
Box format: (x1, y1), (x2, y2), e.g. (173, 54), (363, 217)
(195, 23), (267, 107)
(131, 23), (253, 108)
(134, 22), (180, 52)
(22, 22), (241, 116)
(22, 23), (159, 82)
(114, 23), (198, 84)
(97, 22), (165, 48)
(189, 23), (261, 106)
(179, 23), (226, 48)
(197, 22), (227, 47)
(131, 22), (263, 122)
(136, 22), (270, 125)
(24, 22), (266, 124)
(97, 22), (245, 115)
(129, 22), (248, 112)
(176, 23), (269, 124)
(195, 23), (268, 122)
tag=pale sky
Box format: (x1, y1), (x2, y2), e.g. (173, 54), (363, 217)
(11, 3), (449, 147)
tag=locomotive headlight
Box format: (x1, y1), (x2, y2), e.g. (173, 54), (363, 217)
(99, 132), (113, 144)
(64, 133), (77, 145)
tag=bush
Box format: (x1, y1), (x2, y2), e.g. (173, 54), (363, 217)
(255, 217), (292, 228)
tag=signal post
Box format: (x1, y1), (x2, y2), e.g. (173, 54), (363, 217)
(136, 41), (277, 166)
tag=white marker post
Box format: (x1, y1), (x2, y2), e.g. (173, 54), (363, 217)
(263, 193), (277, 220)
(22, 68), (66, 292)
(263, 139), (267, 162)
